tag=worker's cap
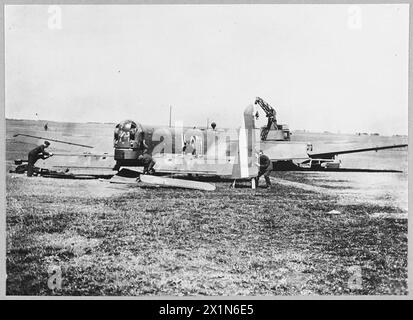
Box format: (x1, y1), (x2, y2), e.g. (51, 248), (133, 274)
(44, 141), (50, 146)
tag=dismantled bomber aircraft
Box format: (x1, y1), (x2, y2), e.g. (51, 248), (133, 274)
(10, 97), (408, 190)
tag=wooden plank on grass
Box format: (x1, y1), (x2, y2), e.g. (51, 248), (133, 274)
(140, 175), (216, 191)
(109, 175), (138, 184)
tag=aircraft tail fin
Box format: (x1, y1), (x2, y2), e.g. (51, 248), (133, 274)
(232, 104), (260, 179)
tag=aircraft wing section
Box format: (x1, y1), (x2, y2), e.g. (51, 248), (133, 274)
(309, 144), (408, 159)
(261, 142), (310, 161)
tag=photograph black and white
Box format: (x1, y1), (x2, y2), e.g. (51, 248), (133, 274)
(4, 3), (409, 296)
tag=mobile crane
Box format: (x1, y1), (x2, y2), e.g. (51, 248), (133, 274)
(254, 97), (291, 141)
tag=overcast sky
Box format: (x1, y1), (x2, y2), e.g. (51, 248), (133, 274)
(5, 4), (409, 135)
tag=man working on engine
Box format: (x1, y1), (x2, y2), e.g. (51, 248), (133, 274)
(256, 150), (272, 188)
(27, 141), (53, 177)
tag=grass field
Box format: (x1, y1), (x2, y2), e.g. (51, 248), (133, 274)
(6, 172), (407, 295)
(5, 119), (408, 296)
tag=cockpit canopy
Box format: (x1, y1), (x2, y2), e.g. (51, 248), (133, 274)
(114, 120), (144, 147)
(115, 120), (143, 132)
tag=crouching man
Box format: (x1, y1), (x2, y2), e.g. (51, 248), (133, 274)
(256, 150), (272, 188)
(27, 141), (53, 177)
(138, 153), (156, 175)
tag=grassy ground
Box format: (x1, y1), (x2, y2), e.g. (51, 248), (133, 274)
(6, 172), (407, 296)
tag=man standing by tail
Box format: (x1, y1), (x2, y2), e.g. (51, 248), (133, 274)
(256, 150), (272, 188)
(27, 141), (53, 177)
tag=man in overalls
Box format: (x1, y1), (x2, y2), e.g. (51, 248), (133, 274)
(256, 150), (272, 188)
(138, 153), (156, 175)
(27, 141), (53, 177)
